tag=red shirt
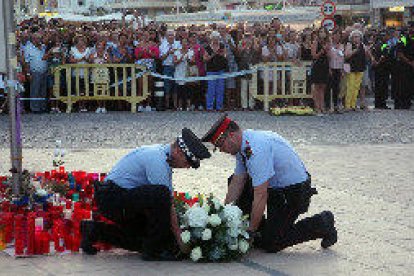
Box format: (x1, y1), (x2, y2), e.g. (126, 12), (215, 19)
(135, 45), (160, 60)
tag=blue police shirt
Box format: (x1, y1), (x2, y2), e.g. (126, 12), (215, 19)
(105, 144), (173, 191)
(234, 130), (308, 189)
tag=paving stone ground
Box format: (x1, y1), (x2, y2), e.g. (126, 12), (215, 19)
(0, 107), (413, 275)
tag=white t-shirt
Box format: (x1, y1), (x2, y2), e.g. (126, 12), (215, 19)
(174, 49), (194, 85)
(70, 46), (91, 78)
(284, 42), (300, 60)
(262, 45), (284, 61)
(160, 40), (182, 66)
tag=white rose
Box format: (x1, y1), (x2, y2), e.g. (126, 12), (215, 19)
(228, 227), (239, 238)
(186, 206), (208, 228)
(190, 246), (202, 262)
(212, 198), (221, 210)
(181, 230), (191, 244)
(223, 205), (243, 228)
(239, 239), (250, 254)
(201, 228), (212, 241)
(208, 214), (222, 227)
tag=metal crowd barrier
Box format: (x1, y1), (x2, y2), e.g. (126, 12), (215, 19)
(52, 62), (312, 113)
(52, 64), (150, 113)
(251, 62), (313, 111)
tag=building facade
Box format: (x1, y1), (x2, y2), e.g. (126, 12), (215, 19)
(371, 0), (414, 27)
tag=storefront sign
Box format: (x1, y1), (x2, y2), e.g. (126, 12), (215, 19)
(389, 6), (405, 12)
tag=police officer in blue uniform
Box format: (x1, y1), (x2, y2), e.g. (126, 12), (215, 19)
(81, 128), (210, 261)
(202, 115), (337, 252)
(372, 31), (392, 109)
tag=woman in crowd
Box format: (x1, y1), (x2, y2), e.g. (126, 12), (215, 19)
(311, 27), (331, 115)
(262, 35), (286, 102)
(327, 28), (345, 112)
(135, 30), (159, 73)
(69, 35), (91, 112)
(188, 32), (206, 111)
(218, 24), (239, 110)
(173, 38), (194, 111)
(237, 33), (261, 110)
(43, 37), (66, 113)
(89, 41), (111, 113)
(344, 29), (370, 111)
(203, 31), (227, 112)
(135, 30), (160, 110)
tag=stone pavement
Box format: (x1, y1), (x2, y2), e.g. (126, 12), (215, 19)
(0, 109), (413, 275)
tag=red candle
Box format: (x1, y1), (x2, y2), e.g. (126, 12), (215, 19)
(14, 215), (25, 255)
(26, 213), (35, 255)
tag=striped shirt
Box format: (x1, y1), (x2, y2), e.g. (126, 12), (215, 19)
(329, 43), (345, 70)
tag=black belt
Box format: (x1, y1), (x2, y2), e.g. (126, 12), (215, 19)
(272, 175), (317, 196)
(96, 179), (124, 194)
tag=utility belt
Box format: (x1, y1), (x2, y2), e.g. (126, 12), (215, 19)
(269, 174), (317, 213)
(274, 175), (316, 194)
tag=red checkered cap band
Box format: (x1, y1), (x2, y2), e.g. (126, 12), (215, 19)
(211, 117), (232, 144)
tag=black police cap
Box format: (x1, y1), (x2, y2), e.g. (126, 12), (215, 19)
(179, 128), (211, 168)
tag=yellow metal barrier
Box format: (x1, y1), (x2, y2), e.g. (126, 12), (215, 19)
(250, 62), (312, 111)
(52, 64), (150, 113)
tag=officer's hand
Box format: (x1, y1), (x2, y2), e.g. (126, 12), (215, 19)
(178, 240), (191, 254)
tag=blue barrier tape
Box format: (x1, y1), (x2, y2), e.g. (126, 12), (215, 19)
(109, 70), (148, 88)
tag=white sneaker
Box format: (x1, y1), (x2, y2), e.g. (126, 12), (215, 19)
(137, 105), (143, 112)
(198, 105), (204, 111)
(95, 108), (102, 113)
(101, 107), (107, 114)
(80, 108), (88, 113)
(145, 106), (152, 112)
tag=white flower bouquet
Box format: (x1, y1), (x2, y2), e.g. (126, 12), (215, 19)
(174, 192), (250, 262)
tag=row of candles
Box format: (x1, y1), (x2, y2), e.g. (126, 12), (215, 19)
(0, 167), (109, 256)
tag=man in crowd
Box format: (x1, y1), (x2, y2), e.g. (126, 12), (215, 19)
(23, 33), (48, 113)
(202, 114), (337, 252)
(159, 30), (180, 109)
(81, 128), (211, 261)
(371, 31), (392, 109)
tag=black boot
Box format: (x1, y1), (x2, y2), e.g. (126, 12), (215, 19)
(80, 220), (99, 255)
(320, 211), (337, 249)
(263, 211), (337, 253)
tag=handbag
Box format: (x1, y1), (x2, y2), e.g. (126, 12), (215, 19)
(187, 64), (199, 77)
(343, 63), (351, 73)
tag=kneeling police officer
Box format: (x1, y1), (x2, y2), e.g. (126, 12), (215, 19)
(81, 128), (211, 261)
(202, 114), (337, 252)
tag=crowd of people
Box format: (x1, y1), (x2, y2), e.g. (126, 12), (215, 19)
(0, 12), (413, 115)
